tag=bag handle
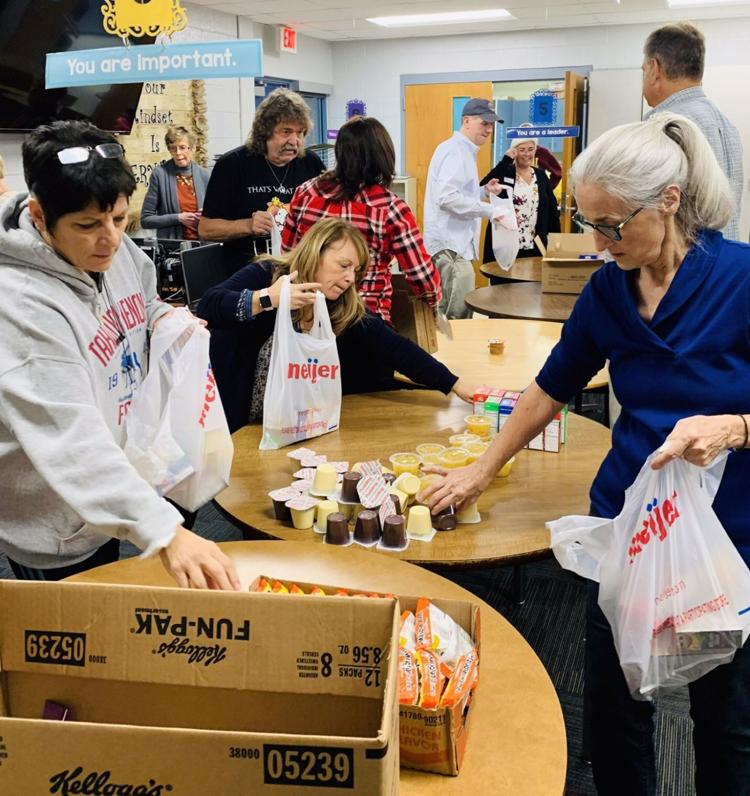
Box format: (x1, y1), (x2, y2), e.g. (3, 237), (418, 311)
(309, 290), (335, 340)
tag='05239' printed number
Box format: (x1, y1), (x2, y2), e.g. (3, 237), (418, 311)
(263, 744), (353, 788)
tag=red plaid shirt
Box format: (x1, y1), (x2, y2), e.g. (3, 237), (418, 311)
(282, 179), (441, 323)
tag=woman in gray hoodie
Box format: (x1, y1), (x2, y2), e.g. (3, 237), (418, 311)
(0, 120), (238, 589)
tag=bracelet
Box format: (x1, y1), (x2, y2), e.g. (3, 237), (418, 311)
(739, 414), (749, 450)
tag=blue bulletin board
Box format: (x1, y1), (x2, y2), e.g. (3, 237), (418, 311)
(529, 90), (557, 126)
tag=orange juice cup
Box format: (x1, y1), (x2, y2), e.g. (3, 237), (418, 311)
(449, 433), (480, 449)
(464, 441), (489, 464)
(389, 452), (422, 477)
(437, 448), (470, 469)
(498, 456), (516, 478)
(465, 414), (492, 438)
(416, 443), (446, 458)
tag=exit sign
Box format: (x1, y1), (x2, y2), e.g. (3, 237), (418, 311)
(280, 26), (297, 54)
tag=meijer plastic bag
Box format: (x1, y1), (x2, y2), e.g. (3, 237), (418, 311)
(548, 451), (750, 699)
(124, 308), (233, 512)
(489, 192), (520, 270)
(260, 276), (341, 450)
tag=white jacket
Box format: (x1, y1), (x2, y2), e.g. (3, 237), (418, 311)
(0, 195), (182, 568)
(423, 131), (494, 261)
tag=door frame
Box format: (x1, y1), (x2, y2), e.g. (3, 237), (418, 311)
(399, 65), (592, 173)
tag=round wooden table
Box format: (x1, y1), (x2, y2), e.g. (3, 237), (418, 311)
(68, 541), (567, 795)
(216, 391), (610, 568)
(427, 318), (607, 390)
(465, 282), (578, 322)
(479, 256), (542, 283)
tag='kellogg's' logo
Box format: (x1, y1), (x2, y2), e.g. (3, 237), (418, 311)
(49, 767), (171, 795)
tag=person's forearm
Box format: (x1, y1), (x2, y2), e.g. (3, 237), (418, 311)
(480, 382), (564, 475)
(198, 216), (252, 242)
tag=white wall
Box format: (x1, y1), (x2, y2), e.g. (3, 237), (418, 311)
(0, 3), (333, 189)
(331, 18), (750, 239)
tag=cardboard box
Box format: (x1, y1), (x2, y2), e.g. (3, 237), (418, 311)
(0, 580), (399, 794)
(390, 272), (438, 354)
(538, 233), (604, 294)
(250, 577), (480, 776)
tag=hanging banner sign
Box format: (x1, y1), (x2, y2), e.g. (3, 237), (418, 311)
(46, 39), (263, 88)
(507, 125), (580, 139)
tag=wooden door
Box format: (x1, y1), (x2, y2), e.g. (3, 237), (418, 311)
(405, 82), (494, 286)
(559, 71), (587, 232)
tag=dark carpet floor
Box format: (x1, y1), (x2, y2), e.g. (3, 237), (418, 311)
(0, 501), (696, 794)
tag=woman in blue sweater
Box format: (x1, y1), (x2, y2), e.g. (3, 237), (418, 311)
(424, 113), (750, 794)
(198, 218), (472, 432)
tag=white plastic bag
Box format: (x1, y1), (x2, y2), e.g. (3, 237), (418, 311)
(124, 308), (234, 512)
(269, 221), (282, 257)
(548, 451), (750, 699)
(259, 276), (341, 450)
(489, 191), (520, 270)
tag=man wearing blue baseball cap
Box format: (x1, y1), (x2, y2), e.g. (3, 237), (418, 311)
(423, 98), (504, 319)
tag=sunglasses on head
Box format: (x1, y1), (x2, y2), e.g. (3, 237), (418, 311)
(572, 207), (643, 242)
(56, 143), (125, 165)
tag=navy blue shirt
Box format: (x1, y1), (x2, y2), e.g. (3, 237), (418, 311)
(537, 230), (750, 563)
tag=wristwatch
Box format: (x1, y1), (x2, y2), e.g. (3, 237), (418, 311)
(258, 288), (273, 311)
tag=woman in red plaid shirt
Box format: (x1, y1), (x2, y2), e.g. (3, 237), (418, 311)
(281, 116), (441, 324)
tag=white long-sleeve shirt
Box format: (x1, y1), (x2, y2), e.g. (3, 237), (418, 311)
(423, 131), (494, 260)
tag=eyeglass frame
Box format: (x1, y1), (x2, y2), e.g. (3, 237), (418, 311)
(56, 143), (125, 165)
(572, 207), (643, 242)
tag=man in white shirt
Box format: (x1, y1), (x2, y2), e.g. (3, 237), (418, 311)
(424, 98), (503, 319)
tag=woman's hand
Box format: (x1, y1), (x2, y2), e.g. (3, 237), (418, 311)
(159, 526), (241, 590)
(178, 211), (201, 230)
(451, 378), (475, 404)
(651, 414), (744, 470)
(505, 147), (517, 160)
(267, 270), (321, 311)
(485, 178), (502, 196)
(419, 459), (494, 514)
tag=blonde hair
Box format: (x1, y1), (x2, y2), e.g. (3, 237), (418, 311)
(263, 218), (368, 335)
(570, 113), (733, 242)
(511, 137), (537, 149)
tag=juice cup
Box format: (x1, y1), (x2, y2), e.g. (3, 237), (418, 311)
(437, 448), (470, 469)
(416, 443), (446, 466)
(465, 414), (492, 438)
(389, 452), (422, 477)
(463, 441), (489, 464)
(498, 455), (516, 478)
(448, 433), (480, 449)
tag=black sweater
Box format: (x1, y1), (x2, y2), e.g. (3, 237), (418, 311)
(479, 156), (560, 263)
(197, 262), (458, 432)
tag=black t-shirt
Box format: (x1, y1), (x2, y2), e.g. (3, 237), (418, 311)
(201, 146), (324, 260)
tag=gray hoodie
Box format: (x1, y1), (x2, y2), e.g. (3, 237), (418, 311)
(0, 194), (183, 568)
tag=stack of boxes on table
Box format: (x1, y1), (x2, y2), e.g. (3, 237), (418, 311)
(473, 386), (568, 453)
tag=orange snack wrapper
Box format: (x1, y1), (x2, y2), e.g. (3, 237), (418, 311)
(309, 586), (327, 596)
(439, 648), (479, 709)
(399, 610), (416, 650)
(289, 584), (304, 595)
(399, 648), (419, 706)
(415, 648), (444, 710)
(255, 578), (272, 593)
(334, 589), (350, 597)
(271, 581), (289, 594)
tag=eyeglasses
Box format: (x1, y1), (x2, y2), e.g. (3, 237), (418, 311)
(168, 144), (192, 153)
(56, 143), (125, 165)
(573, 207), (643, 242)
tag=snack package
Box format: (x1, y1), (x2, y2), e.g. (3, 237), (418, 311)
(400, 610), (416, 650)
(439, 648), (479, 709)
(271, 580), (289, 594)
(415, 648), (445, 709)
(310, 586), (327, 596)
(415, 597), (474, 667)
(399, 647), (419, 706)
(289, 584), (304, 595)
(255, 577), (272, 593)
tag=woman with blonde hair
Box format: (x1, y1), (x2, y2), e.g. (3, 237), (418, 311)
(424, 113), (750, 794)
(198, 218), (472, 431)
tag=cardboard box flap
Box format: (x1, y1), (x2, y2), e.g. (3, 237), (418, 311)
(542, 232), (603, 263)
(0, 581), (396, 700)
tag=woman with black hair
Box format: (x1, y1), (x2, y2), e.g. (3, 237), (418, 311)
(281, 115), (441, 325)
(0, 120), (238, 589)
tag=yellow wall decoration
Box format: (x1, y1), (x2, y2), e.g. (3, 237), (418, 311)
(101, 0), (187, 40)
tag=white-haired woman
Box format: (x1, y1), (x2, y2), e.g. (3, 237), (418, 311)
(424, 113), (750, 794)
(479, 137), (560, 262)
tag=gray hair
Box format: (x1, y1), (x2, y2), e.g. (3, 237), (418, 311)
(510, 137), (537, 149)
(644, 22), (704, 81)
(569, 113), (733, 242)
